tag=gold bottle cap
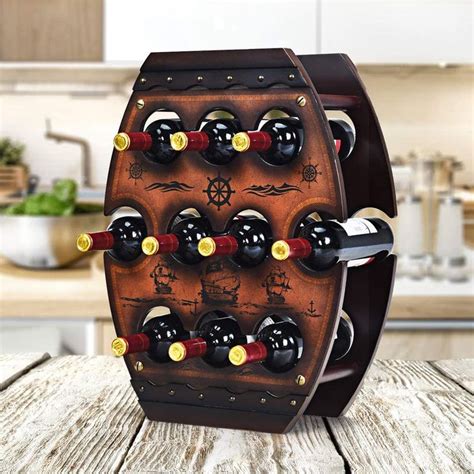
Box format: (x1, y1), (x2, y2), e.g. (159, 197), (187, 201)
(170, 132), (188, 151)
(113, 132), (131, 151)
(198, 237), (216, 257)
(232, 132), (251, 152)
(169, 342), (186, 362)
(76, 233), (93, 252)
(271, 240), (290, 261)
(142, 236), (159, 255)
(111, 337), (128, 357)
(229, 345), (247, 366)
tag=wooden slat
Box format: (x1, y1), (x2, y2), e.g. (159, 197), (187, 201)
(431, 359), (474, 394)
(120, 415), (345, 473)
(326, 360), (473, 472)
(0, 356), (144, 472)
(0, 352), (50, 390)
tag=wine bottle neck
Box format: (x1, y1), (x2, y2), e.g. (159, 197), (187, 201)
(170, 131), (209, 152)
(111, 333), (150, 357)
(142, 234), (180, 255)
(229, 341), (268, 366)
(169, 337), (207, 361)
(232, 131), (272, 152)
(77, 231), (115, 252)
(113, 132), (153, 151)
(271, 238), (312, 261)
(198, 235), (239, 257)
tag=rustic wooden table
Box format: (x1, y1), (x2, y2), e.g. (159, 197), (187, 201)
(0, 354), (472, 472)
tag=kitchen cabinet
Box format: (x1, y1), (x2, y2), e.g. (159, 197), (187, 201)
(0, 0), (103, 61)
(104, 0), (319, 62)
(321, 0), (473, 64)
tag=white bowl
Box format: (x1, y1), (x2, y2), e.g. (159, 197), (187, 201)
(0, 212), (110, 269)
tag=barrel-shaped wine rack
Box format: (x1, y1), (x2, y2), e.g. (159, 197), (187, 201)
(104, 49), (397, 433)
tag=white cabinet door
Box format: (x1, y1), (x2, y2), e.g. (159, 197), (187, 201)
(105, 0), (318, 62)
(321, 0), (473, 64)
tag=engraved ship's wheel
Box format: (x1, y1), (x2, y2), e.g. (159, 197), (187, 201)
(301, 158), (322, 189)
(203, 172), (235, 211)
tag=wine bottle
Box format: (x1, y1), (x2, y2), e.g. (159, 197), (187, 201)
(141, 214), (212, 264)
(329, 119), (355, 162)
(272, 217), (393, 271)
(111, 312), (189, 362)
(170, 118), (241, 165)
(113, 118), (182, 164)
(197, 215), (272, 267)
(229, 315), (303, 373)
(329, 313), (354, 362)
(232, 117), (303, 165)
(77, 216), (146, 262)
(168, 312), (246, 368)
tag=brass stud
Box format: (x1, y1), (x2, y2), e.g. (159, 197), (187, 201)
(290, 400), (297, 407)
(167, 76), (173, 83)
(258, 75), (264, 82)
(135, 361), (144, 372)
(198, 393), (204, 400)
(197, 75), (203, 82)
(136, 99), (145, 109)
(295, 375), (306, 386)
(296, 96), (306, 107)
(288, 73), (295, 81)
(229, 396), (236, 403)
(168, 389), (175, 396)
(139, 77), (147, 84)
(260, 398), (267, 404)
(139, 386), (145, 392)
(226, 75), (233, 82)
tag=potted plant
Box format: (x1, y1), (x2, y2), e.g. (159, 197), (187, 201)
(0, 138), (27, 197)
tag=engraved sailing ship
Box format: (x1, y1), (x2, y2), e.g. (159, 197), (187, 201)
(150, 261), (178, 294)
(262, 266), (291, 304)
(200, 261), (240, 304)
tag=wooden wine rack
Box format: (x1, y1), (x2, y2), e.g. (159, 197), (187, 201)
(104, 49), (397, 433)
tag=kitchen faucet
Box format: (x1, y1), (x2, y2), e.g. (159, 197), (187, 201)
(44, 118), (93, 188)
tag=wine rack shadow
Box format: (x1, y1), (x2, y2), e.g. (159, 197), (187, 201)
(104, 49), (397, 433)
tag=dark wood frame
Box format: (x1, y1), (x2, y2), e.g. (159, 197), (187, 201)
(104, 49), (397, 433)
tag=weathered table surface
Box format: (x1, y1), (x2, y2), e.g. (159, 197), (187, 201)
(0, 354), (472, 473)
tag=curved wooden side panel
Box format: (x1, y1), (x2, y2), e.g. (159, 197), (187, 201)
(299, 53), (397, 218)
(304, 255), (397, 417)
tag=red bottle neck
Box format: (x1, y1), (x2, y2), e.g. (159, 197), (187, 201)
(155, 234), (180, 254)
(246, 131), (272, 152)
(126, 132), (153, 151)
(281, 238), (312, 259)
(233, 341), (268, 366)
(87, 231), (116, 251)
(178, 337), (208, 360)
(182, 131), (210, 151)
(119, 333), (150, 354)
(212, 235), (239, 256)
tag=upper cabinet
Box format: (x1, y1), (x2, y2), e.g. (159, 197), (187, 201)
(104, 0), (319, 62)
(0, 0), (103, 61)
(320, 0), (473, 64)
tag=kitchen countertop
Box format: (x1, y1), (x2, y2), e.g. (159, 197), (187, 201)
(0, 353), (471, 472)
(0, 256), (472, 320)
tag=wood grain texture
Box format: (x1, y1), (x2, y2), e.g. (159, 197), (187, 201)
(0, 352), (50, 390)
(0, 0), (103, 61)
(0, 356), (144, 472)
(120, 415), (344, 473)
(432, 359), (474, 394)
(327, 360), (473, 473)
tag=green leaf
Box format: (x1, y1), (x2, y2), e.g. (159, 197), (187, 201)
(52, 179), (77, 203)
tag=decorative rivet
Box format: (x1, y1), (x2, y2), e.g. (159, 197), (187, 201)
(290, 400), (297, 406)
(139, 77), (147, 84)
(136, 99), (145, 110)
(258, 75), (264, 82)
(260, 398), (267, 404)
(226, 75), (233, 82)
(167, 76), (173, 83)
(139, 386), (145, 392)
(197, 75), (203, 82)
(134, 361), (144, 372)
(288, 73), (295, 81)
(168, 389), (175, 396)
(229, 396), (236, 403)
(198, 393), (204, 400)
(296, 96), (306, 107)
(295, 375), (306, 386)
